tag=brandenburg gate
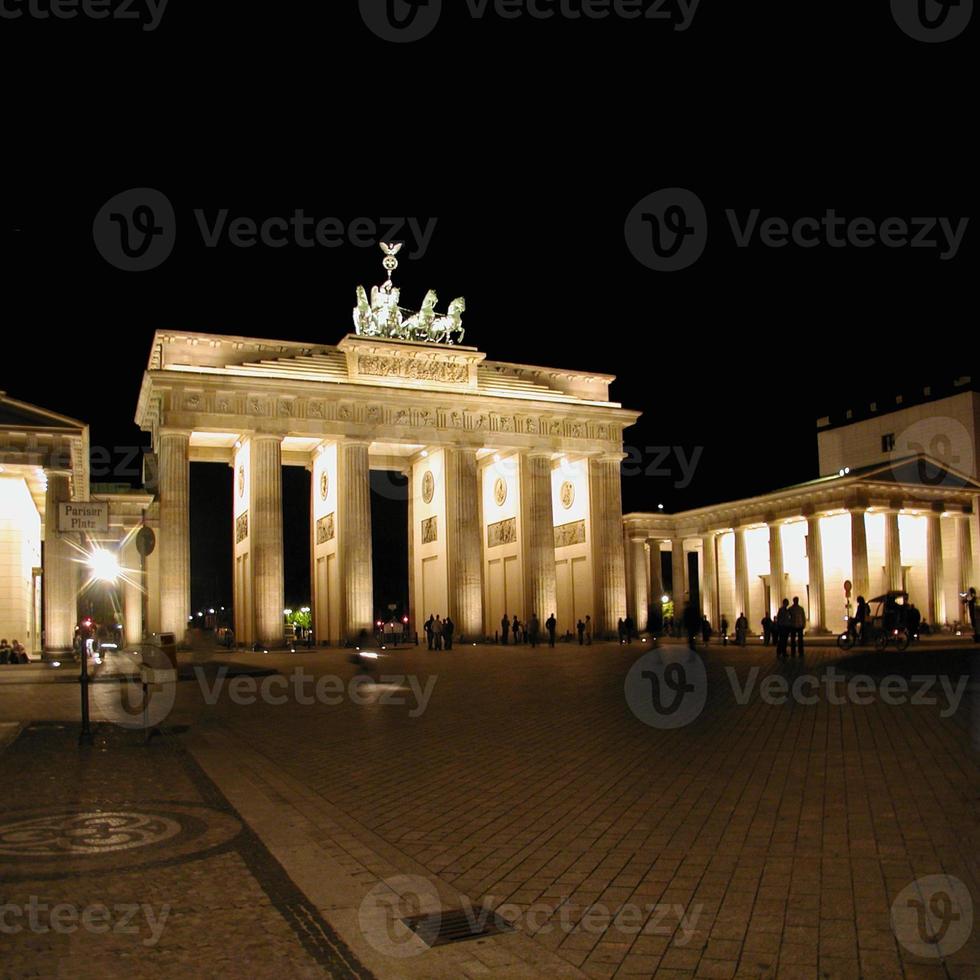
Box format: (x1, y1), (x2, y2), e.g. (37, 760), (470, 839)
(136, 247), (640, 646)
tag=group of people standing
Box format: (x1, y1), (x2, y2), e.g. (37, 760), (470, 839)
(0, 639), (29, 664)
(500, 613), (558, 647)
(759, 597), (807, 658)
(423, 614), (455, 650)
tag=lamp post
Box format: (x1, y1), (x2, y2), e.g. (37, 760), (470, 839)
(79, 547), (121, 746)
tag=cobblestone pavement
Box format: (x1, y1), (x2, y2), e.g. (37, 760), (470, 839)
(0, 724), (371, 979)
(1, 640), (978, 979)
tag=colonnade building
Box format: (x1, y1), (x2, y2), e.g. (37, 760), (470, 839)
(624, 384), (980, 634)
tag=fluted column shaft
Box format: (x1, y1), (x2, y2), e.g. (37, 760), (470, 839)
(768, 523), (784, 616)
(885, 511), (903, 593)
(734, 527), (750, 619)
(522, 453), (557, 626)
(251, 435), (284, 647)
(957, 515), (974, 624)
(850, 508), (870, 600)
(806, 515), (826, 632)
(589, 456), (627, 636)
(340, 441), (374, 640)
(926, 512), (945, 626)
(445, 448), (483, 639)
(647, 539), (664, 614)
(122, 532), (143, 646)
(158, 431), (190, 637)
(701, 533), (718, 627)
(670, 539), (686, 608)
(43, 472), (75, 652)
(629, 536), (649, 632)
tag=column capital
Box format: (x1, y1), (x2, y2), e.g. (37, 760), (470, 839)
(157, 427), (192, 440)
(248, 431), (283, 445)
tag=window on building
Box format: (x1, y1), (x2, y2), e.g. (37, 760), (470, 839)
(881, 433), (895, 452)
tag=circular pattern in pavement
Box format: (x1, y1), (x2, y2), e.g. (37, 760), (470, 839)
(0, 803), (243, 879)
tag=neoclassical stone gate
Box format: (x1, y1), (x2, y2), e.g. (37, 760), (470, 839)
(136, 274), (639, 645)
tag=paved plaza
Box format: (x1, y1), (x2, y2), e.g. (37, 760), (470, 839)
(0, 638), (978, 978)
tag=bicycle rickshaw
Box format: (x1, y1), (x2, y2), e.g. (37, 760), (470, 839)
(838, 590), (911, 651)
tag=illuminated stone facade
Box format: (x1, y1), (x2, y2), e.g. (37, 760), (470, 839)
(625, 414), (980, 635)
(135, 331), (640, 644)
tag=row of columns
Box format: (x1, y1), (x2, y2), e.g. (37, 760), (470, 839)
(155, 433), (631, 647)
(628, 506), (978, 635)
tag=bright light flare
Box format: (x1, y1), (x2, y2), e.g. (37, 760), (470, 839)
(87, 549), (121, 583)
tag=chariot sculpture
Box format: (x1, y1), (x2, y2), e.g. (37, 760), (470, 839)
(352, 243), (466, 345)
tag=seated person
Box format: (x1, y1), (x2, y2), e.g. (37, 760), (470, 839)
(0, 639), (10, 664)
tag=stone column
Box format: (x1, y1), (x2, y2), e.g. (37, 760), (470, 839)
(339, 441), (374, 640)
(670, 539), (686, 608)
(957, 513), (975, 624)
(734, 527), (750, 620)
(521, 452), (557, 627)
(806, 514), (827, 632)
(251, 435), (284, 647)
(588, 455), (627, 636)
(445, 447), (483, 639)
(768, 522), (784, 616)
(885, 511), (903, 593)
(926, 509), (945, 627)
(122, 532), (142, 646)
(701, 532), (718, 627)
(850, 507), (870, 600)
(158, 430), (190, 638)
(629, 535), (649, 632)
(42, 471), (75, 653)
(647, 539), (664, 615)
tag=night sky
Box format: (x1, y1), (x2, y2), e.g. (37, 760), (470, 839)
(2, 2), (969, 618)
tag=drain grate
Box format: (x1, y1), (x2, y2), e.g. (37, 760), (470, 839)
(402, 907), (513, 947)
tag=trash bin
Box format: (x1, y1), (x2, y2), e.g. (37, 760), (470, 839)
(155, 632), (178, 670)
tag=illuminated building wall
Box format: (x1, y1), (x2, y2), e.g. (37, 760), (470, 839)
(0, 476), (41, 647)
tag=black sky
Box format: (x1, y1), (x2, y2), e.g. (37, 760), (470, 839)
(1, 0), (970, 616)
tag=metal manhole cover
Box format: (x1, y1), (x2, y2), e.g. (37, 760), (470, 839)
(402, 908), (513, 947)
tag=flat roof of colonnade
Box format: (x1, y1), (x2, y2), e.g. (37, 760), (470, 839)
(624, 455), (980, 540)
